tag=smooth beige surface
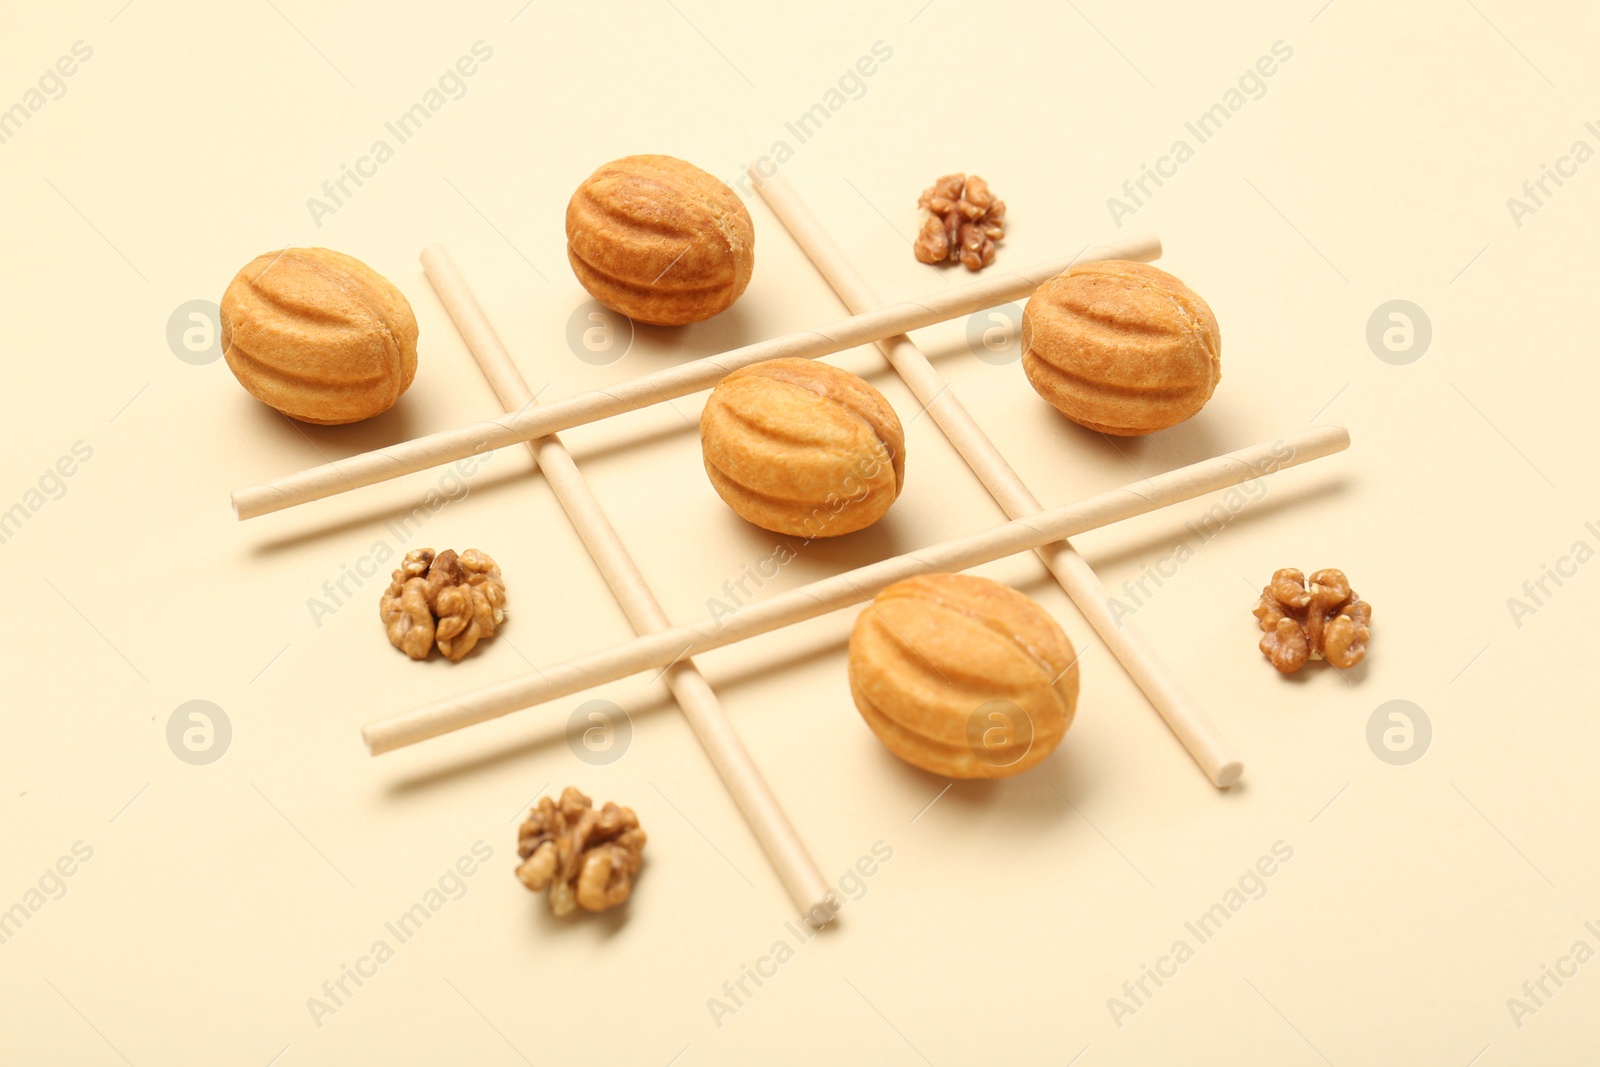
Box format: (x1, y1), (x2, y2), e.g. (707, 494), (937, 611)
(3, 3), (1597, 1065)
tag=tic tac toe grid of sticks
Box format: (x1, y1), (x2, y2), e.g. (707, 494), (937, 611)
(230, 173), (1350, 919)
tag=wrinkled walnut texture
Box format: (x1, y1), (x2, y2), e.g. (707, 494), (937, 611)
(378, 548), (506, 662)
(1252, 568), (1371, 673)
(914, 174), (1005, 271)
(516, 787), (646, 917)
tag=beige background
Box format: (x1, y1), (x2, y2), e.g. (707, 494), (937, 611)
(2, 1), (1597, 1063)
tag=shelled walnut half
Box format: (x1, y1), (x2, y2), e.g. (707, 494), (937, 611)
(378, 548), (506, 662)
(914, 173), (1005, 271)
(1252, 568), (1371, 674)
(516, 787), (647, 918)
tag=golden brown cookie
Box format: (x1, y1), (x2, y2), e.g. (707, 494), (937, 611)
(848, 573), (1078, 779)
(699, 358), (904, 538)
(220, 247), (418, 425)
(566, 155), (755, 326)
(1021, 260), (1220, 436)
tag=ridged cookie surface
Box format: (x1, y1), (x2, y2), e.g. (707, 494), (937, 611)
(220, 247), (418, 425)
(848, 573), (1079, 779)
(1022, 260), (1219, 436)
(566, 155), (754, 326)
(700, 358), (904, 538)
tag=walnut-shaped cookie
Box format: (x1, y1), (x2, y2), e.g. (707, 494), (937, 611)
(700, 358), (905, 538)
(220, 247), (418, 424)
(1022, 260), (1220, 436)
(566, 155), (755, 326)
(848, 574), (1079, 779)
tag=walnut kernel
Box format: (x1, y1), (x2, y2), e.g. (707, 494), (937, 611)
(914, 173), (1005, 271)
(516, 787), (646, 918)
(378, 548), (506, 662)
(1253, 568), (1371, 673)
